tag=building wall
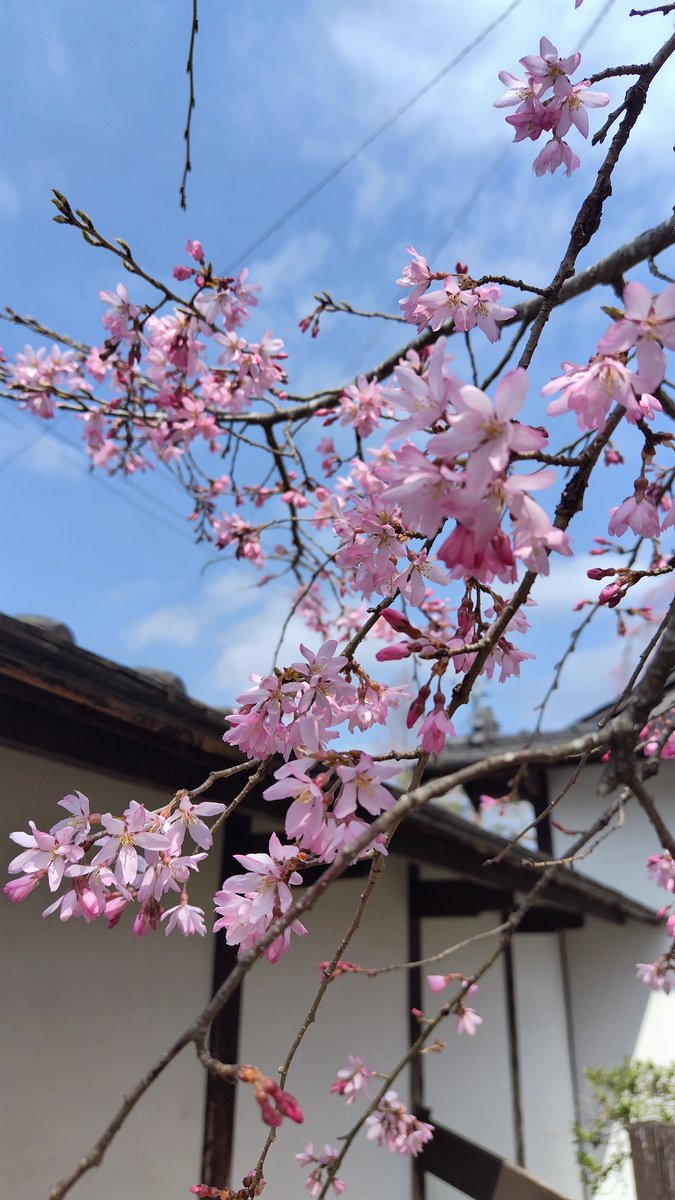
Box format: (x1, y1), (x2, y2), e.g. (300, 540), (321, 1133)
(1, 745), (415, 1200)
(564, 918), (675, 1200)
(232, 856), (411, 1198)
(550, 761), (675, 1199)
(1, 743), (218, 1200)
(513, 933), (582, 1199)
(548, 762), (674, 908)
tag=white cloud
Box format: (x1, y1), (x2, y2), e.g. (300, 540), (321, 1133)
(506, 639), (628, 734)
(126, 571), (257, 651)
(252, 230), (330, 302)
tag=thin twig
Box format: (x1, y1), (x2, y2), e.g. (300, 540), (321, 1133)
(179, 0), (199, 210)
(630, 3), (675, 14)
(209, 761), (269, 838)
(318, 790), (630, 1197)
(337, 921), (510, 978)
(186, 759), (255, 800)
(626, 771), (675, 855)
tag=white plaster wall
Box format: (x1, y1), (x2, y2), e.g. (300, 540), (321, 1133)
(564, 918), (675, 1200)
(231, 855), (411, 1200)
(1, 744), (218, 1200)
(548, 762), (675, 909)
(513, 934), (582, 1199)
(420, 911), (516, 1200)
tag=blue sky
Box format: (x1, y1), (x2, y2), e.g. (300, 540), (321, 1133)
(2, 0), (674, 736)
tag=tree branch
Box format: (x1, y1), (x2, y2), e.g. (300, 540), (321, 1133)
(179, 0), (199, 210)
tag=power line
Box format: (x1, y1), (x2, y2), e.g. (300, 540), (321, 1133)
(347, 144), (513, 376)
(345, 0), (622, 377)
(224, 0), (526, 272)
(0, 409), (194, 543)
(577, 0), (619, 50)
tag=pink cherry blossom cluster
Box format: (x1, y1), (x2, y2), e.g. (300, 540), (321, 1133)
(495, 37), (610, 176)
(397, 248), (516, 339)
(544, 280), (674, 431)
(336, 355), (569, 594)
(223, 639), (407, 761)
(4, 791), (220, 936)
(296, 1144), (346, 1197)
(6, 240), (285, 494)
(648, 852), (675, 892)
(636, 954), (674, 995)
(365, 1091), (434, 1156)
(213, 832), (308, 964)
(263, 753), (398, 863)
(376, 596), (533, 749)
(636, 853), (675, 993)
(639, 704), (675, 760)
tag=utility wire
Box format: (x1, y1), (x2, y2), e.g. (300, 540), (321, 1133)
(224, 0), (526, 272)
(0, 410), (193, 543)
(577, 0), (620, 50)
(346, 0), (623, 376)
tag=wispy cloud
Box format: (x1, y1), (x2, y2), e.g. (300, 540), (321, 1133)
(252, 230), (330, 304)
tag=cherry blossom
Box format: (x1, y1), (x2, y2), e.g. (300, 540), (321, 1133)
(8, 822), (85, 892)
(498, 36), (608, 174)
(330, 1056), (374, 1104)
(213, 833), (308, 962)
(365, 1091), (434, 1155)
(296, 1144), (346, 1197)
(91, 801), (170, 887)
(161, 896), (207, 937)
(636, 958), (673, 994)
(647, 851), (675, 893)
(598, 281), (675, 392)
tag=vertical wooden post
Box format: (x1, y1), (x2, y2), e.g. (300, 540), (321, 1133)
(200, 812), (250, 1188)
(503, 934), (525, 1167)
(628, 1122), (675, 1199)
(409, 865), (427, 1200)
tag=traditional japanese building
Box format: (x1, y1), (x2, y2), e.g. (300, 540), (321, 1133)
(1, 613), (672, 1200)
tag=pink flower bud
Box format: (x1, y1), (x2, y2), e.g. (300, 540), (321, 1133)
(598, 581), (623, 605)
(275, 1087), (304, 1124)
(4, 874), (40, 903)
(173, 265), (195, 281)
(381, 608), (422, 637)
(406, 684), (431, 729)
(427, 974), (449, 993)
(186, 239), (204, 262)
(376, 642), (412, 662)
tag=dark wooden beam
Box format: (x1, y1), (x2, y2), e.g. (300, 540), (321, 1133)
(418, 1119), (574, 1199)
(418, 1118), (501, 1199)
(411, 879), (513, 917)
(201, 814), (249, 1188)
(517, 908), (584, 934)
(411, 880), (584, 931)
(503, 941), (525, 1168)
(397, 807), (657, 926)
(408, 867), (426, 1200)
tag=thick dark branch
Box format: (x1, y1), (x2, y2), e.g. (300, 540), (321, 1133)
(237, 214), (675, 427)
(587, 63), (649, 83)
